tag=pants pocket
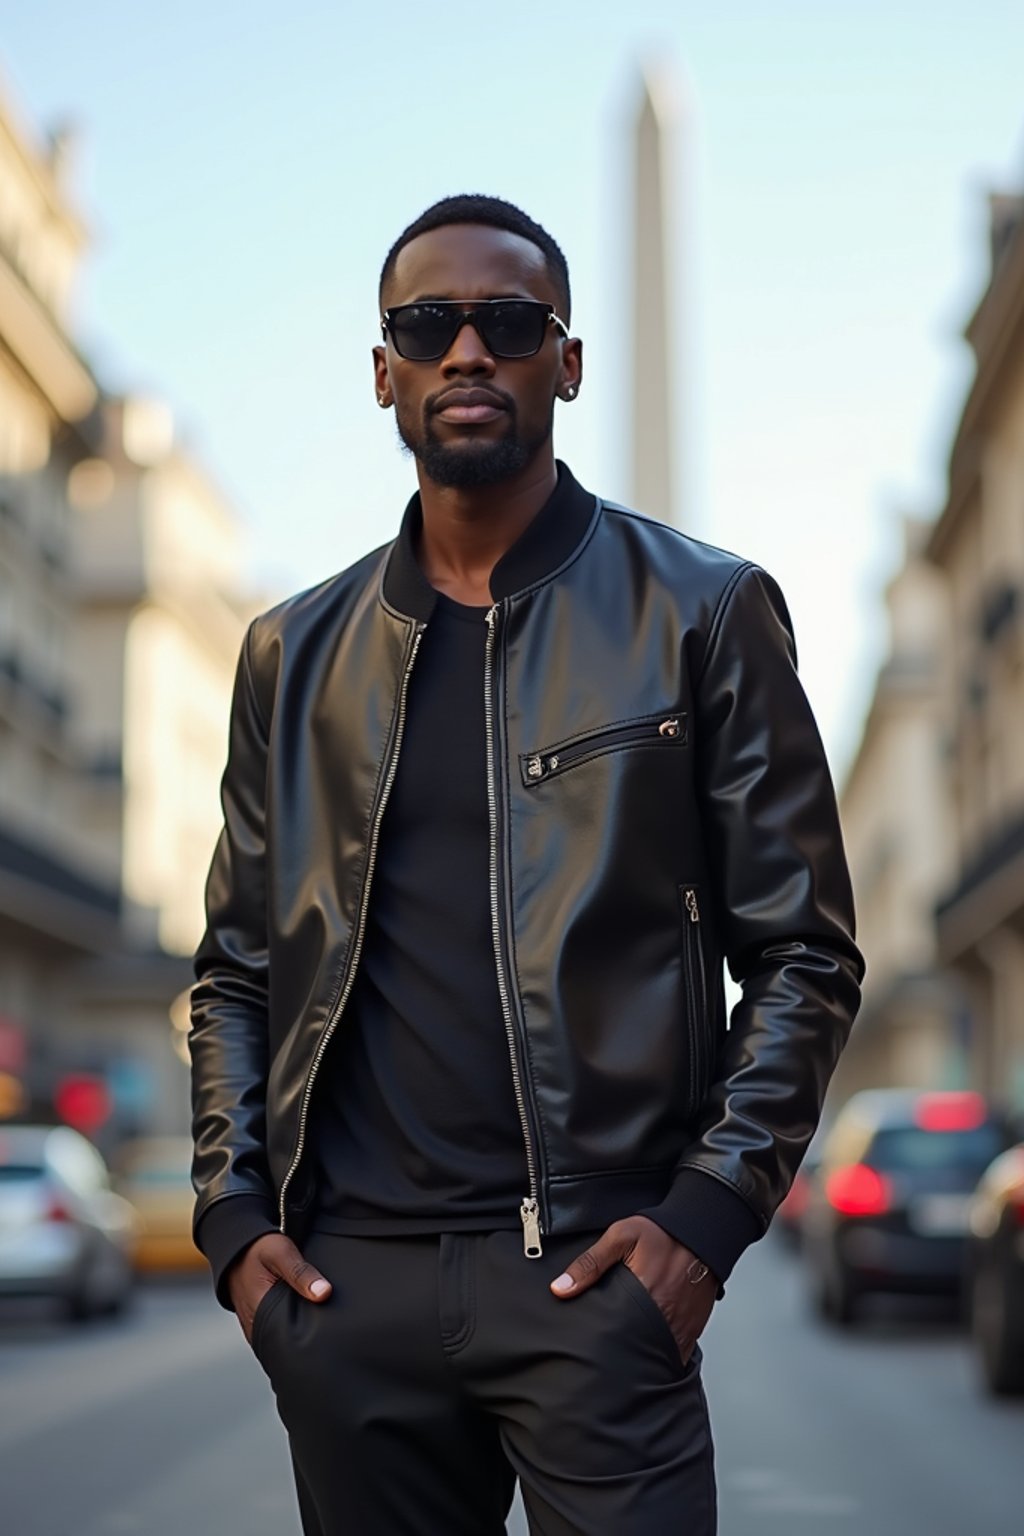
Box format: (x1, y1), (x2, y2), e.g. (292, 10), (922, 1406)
(251, 1278), (288, 1365)
(610, 1261), (699, 1378)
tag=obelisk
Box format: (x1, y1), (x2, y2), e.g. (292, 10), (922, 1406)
(630, 63), (681, 529)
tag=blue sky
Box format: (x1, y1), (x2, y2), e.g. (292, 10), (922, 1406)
(4, 2), (1024, 773)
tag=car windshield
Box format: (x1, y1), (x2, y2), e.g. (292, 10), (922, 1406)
(0, 1164), (44, 1182)
(870, 1125), (1004, 1174)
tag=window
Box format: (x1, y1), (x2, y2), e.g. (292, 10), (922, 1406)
(870, 1124), (1006, 1175)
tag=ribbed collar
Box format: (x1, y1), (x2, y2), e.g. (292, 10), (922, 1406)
(381, 460), (598, 622)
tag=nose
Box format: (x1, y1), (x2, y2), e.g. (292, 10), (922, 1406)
(440, 315), (496, 377)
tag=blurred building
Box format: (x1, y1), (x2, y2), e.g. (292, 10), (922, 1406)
(836, 519), (959, 1102)
(0, 95), (96, 870)
(0, 84), (119, 1118)
(842, 186), (1024, 1118)
(67, 397), (256, 959)
(928, 192), (1024, 1111)
(0, 79), (253, 1142)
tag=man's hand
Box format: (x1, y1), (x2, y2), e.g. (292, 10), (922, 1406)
(549, 1215), (718, 1362)
(227, 1232), (333, 1346)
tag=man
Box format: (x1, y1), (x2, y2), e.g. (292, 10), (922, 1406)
(190, 193), (863, 1536)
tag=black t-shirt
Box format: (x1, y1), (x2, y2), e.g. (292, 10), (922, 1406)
(309, 590), (529, 1232)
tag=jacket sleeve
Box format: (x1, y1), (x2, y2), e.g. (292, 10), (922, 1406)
(189, 621), (280, 1308)
(640, 564), (864, 1283)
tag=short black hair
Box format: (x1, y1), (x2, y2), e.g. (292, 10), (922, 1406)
(379, 194), (571, 322)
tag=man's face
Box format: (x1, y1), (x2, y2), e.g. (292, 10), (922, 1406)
(373, 224), (581, 489)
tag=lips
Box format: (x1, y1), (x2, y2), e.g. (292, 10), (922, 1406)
(432, 389), (508, 425)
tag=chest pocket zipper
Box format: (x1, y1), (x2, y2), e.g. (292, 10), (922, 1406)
(521, 713), (686, 787)
(680, 885), (709, 1116)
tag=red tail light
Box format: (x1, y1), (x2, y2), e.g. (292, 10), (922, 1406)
(914, 1092), (987, 1133)
(44, 1194), (73, 1223)
(825, 1163), (892, 1217)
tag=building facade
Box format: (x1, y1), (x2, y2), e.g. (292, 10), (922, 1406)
(68, 397), (255, 959)
(841, 186), (1024, 1119)
(928, 193), (1024, 1112)
(0, 82), (252, 1143)
(836, 519), (959, 1103)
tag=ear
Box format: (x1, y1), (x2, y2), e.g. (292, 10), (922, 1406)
(372, 344), (391, 408)
(559, 337), (583, 401)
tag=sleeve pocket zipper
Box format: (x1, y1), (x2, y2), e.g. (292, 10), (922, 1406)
(521, 712), (687, 787)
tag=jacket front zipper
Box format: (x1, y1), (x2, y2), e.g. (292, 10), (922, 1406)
(523, 713), (685, 787)
(277, 621), (425, 1231)
(681, 886), (708, 1116)
(486, 603), (545, 1258)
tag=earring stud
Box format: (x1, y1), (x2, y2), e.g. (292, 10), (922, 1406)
(377, 393), (387, 407)
(565, 385), (576, 400)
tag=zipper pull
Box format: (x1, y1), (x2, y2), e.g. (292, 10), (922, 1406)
(685, 887), (700, 923)
(521, 1197), (543, 1258)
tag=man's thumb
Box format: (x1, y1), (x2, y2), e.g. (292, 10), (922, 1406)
(277, 1241), (332, 1301)
(550, 1233), (622, 1298)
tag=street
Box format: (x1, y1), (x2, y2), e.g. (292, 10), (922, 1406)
(1, 1233), (1019, 1536)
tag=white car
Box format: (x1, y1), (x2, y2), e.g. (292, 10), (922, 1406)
(0, 1123), (138, 1320)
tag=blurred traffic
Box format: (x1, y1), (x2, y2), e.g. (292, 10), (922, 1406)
(111, 1136), (206, 1274)
(803, 1089), (1007, 1320)
(0, 1122), (137, 1319)
(0, 1122), (203, 1316)
(778, 1089), (1024, 1399)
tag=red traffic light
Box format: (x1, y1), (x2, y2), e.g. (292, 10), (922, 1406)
(54, 1074), (112, 1135)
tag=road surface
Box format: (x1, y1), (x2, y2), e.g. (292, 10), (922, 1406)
(1, 1234), (1018, 1534)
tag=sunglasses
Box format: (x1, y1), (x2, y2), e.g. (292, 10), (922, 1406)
(380, 299), (569, 361)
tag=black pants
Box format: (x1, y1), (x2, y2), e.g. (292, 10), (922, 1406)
(250, 1228), (716, 1535)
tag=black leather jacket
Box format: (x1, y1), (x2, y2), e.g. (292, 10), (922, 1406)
(190, 465), (863, 1300)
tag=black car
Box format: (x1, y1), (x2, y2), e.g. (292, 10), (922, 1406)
(803, 1089), (1009, 1325)
(966, 1142), (1024, 1395)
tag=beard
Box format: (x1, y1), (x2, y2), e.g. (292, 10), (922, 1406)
(394, 395), (553, 489)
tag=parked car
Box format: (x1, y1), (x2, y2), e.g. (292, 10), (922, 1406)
(113, 1136), (204, 1273)
(966, 1141), (1024, 1395)
(803, 1089), (1009, 1325)
(0, 1123), (138, 1320)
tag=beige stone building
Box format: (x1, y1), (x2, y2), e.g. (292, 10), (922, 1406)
(0, 80), (252, 1139)
(928, 193), (1024, 1113)
(835, 519), (960, 1102)
(0, 84), (119, 1108)
(0, 93), (95, 866)
(68, 397), (256, 959)
(840, 186), (1024, 1119)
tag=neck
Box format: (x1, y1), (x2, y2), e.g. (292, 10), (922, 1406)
(414, 449), (558, 604)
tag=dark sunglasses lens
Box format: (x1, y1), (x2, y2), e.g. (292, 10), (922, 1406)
(480, 302), (548, 357)
(387, 302), (550, 359)
(389, 305), (460, 360)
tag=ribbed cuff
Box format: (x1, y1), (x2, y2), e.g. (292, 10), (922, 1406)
(637, 1167), (764, 1296)
(194, 1193), (279, 1311)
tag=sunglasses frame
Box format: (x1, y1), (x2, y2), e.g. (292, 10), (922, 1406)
(380, 299), (569, 361)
